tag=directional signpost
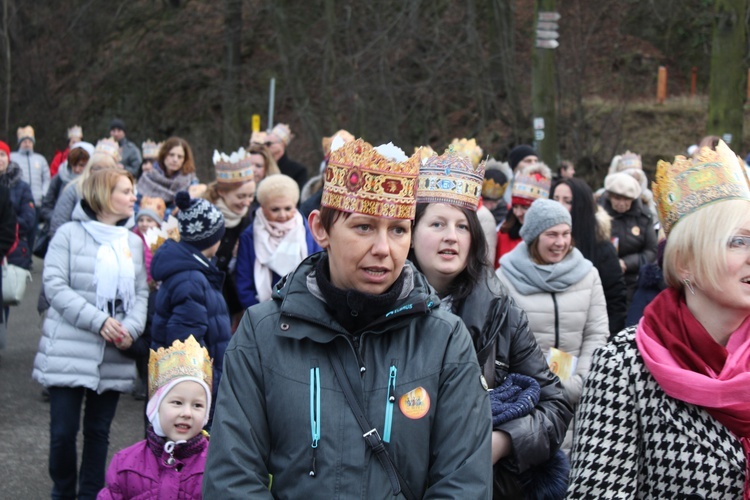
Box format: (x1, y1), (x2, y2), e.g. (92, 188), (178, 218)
(532, 4), (560, 166)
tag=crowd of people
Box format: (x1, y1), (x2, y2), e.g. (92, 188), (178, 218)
(0, 117), (748, 499)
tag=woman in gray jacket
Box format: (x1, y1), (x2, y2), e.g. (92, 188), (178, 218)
(33, 168), (148, 499)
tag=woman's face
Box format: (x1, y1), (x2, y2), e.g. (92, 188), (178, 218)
(609, 192), (633, 213)
(220, 181), (256, 215)
(311, 211), (411, 295)
(250, 154), (266, 183)
(536, 223), (572, 264)
(512, 204), (529, 224)
(261, 195), (296, 223)
(164, 146), (186, 175)
(697, 228), (750, 314)
(412, 203), (471, 294)
(0, 151), (8, 172)
(109, 176), (137, 219)
(552, 183), (573, 212)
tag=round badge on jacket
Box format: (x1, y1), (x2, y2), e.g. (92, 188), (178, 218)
(631, 226), (640, 236)
(399, 387), (430, 419)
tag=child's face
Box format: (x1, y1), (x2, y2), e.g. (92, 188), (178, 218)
(137, 216), (160, 234)
(261, 195), (297, 223)
(158, 381), (207, 442)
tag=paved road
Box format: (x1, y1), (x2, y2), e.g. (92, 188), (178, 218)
(0, 257), (146, 499)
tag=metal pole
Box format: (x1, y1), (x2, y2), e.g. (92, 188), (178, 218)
(267, 78), (276, 131)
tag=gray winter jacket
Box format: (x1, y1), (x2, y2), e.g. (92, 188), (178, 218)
(32, 202), (149, 393)
(118, 138), (142, 177)
(49, 183), (79, 239)
(11, 149), (50, 206)
(204, 253), (493, 499)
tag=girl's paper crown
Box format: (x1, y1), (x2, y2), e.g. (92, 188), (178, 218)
(148, 335), (212, 399)
(213, 147), (254, 185)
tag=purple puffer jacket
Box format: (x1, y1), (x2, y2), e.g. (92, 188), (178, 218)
(98, 430), (208, 499)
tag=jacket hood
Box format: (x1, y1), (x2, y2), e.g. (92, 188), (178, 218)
(0, 162), (23, 188)
(151, 239), (224, 288)
(270, 252), (439, 340)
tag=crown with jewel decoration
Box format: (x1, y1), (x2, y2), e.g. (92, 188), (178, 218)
(653, 140), (750, 235)
(96, 137), (121, 161)
(213, 147), (254, 185)
(67, 125), (83, 139)
(417, 148), (486, 211)
(449, 138), (484, 168)
(323, 138), (420, 219)
(614, 151), (642, 172)
(148, 335), (212, 399)
(141, 140), (161, 160)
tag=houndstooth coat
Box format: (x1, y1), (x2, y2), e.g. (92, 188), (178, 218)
(568, 328), (746, 498)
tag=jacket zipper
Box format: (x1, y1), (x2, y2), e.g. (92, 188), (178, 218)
(309, 365), (321, 477)
(383, 362), (397, 443)
(551, 292), (560, 349)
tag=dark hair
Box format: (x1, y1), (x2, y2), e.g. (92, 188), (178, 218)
(318, 206), (351, 232)
(409, 203), (487, 304)
(158, 136), (196, 176)
(550, 177), (599, 260)
(68, 147), (90, 167)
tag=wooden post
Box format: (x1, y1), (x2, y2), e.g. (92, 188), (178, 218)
(747, 68), (750, 101)
(690, 67), (697, 97)
(657, 66), (667, 103)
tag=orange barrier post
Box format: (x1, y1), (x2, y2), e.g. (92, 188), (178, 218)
(657, 66), (667, 104)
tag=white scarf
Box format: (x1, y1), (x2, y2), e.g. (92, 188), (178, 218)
(214, 197), (246, 229)
(81, 220), (136, 314)
(253, 208), (308, 302)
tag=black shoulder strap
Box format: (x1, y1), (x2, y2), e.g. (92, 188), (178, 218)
(326, 349), (416, 500)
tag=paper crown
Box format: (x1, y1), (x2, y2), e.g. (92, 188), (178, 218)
(213, 147), (255, 185)
(148, 335), (212, 399)
(96, 138), (121, 161)
(322, 130), (355, 157)
(482, 160), (510, 200)
(141, 140), (161, 160)
(17, 126), (35, 142)
(512, 168), (551, 207)
(615, 151), (642, 172)
(249, 131), (267, 146)
(269, 123), (292, 145)
(653, 140), (750, 234)
(449, 138), (484, 168)
(417, 149), (485, 211)
(67, 125), (82, 139)
(139, 196), (166, 221)
(415, 145), (436, 163)
(323, 138), (420, 219)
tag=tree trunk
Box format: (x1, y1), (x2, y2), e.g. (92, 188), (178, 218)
(707, 0), (747, 151)
(532, 0), (559, 166)
(222, 0), (243, 149)
(2, 0), (10, 136)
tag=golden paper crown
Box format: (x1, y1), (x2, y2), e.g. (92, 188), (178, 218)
(141, 140), (161, 160)
(139, 196), (166, 220)
(449, 138), (484, 168)
(653, 140), (750, 234)
(415, 145), (436, 163)
(16, 125), (35, 142)
(323, 138), (420, 219)
(67, 125), (83, 139)
(213, 147), (254, 185)
(96, 138), (121, 161)
(417, 148), (486, 211)
(249, 131), (267, 146)
(148, 335), (212, 399)
(322, 130), (355, 157)
(270, 123), (292, 145)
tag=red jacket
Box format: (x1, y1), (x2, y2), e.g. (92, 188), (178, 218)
(495, 231), (521, 269)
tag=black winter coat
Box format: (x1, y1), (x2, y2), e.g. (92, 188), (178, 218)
(276, 153), (309, 193)
(592, 240), (627, 336)
(456, 271), (573, 498)
(1, 163), (35, 269)
(214, 214), (252, 316)
(601, 195), (658, 298)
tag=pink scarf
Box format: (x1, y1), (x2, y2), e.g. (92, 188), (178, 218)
(636, 288), (750, 497)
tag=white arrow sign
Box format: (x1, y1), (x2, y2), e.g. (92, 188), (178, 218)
(537, 30), (560, 40)
(537, 21), (558, 31)
(536, 39), (560, 50)
(539, 11), (561, 22)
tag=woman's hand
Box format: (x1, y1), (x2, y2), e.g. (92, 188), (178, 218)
(491, 430), (512, 464)
(99, 317), (127, 344)
(114, 332), (133, 350)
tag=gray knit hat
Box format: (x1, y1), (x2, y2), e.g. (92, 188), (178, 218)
(519, 199), (571, 244)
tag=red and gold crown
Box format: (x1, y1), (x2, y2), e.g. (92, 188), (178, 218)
(449, 138), (484, 168)
(148, 335), (212, 399)
(323, 138), (420, 219)
(97, 137), (121, 161)
(417, 148), (485, 211)
(213, 147), (254, 185)
(141, 140), (161, 160)
(67, 125), (83, 139)
(511, 165), (551, 207)
(653, 140), (750, 235)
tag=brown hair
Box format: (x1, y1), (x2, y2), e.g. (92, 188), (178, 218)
(67, 147), (90, 168)
(158, 137), (196, 176)
(248, 143), (280, 178)
(318, 206), (351, 232)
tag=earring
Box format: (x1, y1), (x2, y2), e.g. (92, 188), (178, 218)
(683, 278), (696, 296)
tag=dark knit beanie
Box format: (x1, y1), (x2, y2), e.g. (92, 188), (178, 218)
(109, 118), (126, 132)
(508, 145), (538, 171)
(175, 191), (225, 251)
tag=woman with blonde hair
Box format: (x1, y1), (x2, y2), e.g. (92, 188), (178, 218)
(569, 141), (750, 497)
(33, 168), (149, 498)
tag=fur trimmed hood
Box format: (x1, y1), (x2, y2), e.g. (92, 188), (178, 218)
(595, 205), (612, 242)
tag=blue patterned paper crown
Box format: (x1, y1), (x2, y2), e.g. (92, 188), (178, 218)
(417, 149), (486, 211)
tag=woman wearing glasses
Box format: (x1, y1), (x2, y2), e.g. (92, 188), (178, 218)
(569, 141), (750, 497)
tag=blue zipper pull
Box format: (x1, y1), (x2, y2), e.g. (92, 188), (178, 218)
(309, 366), (321, 477)
(383, 364), (397, 443)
